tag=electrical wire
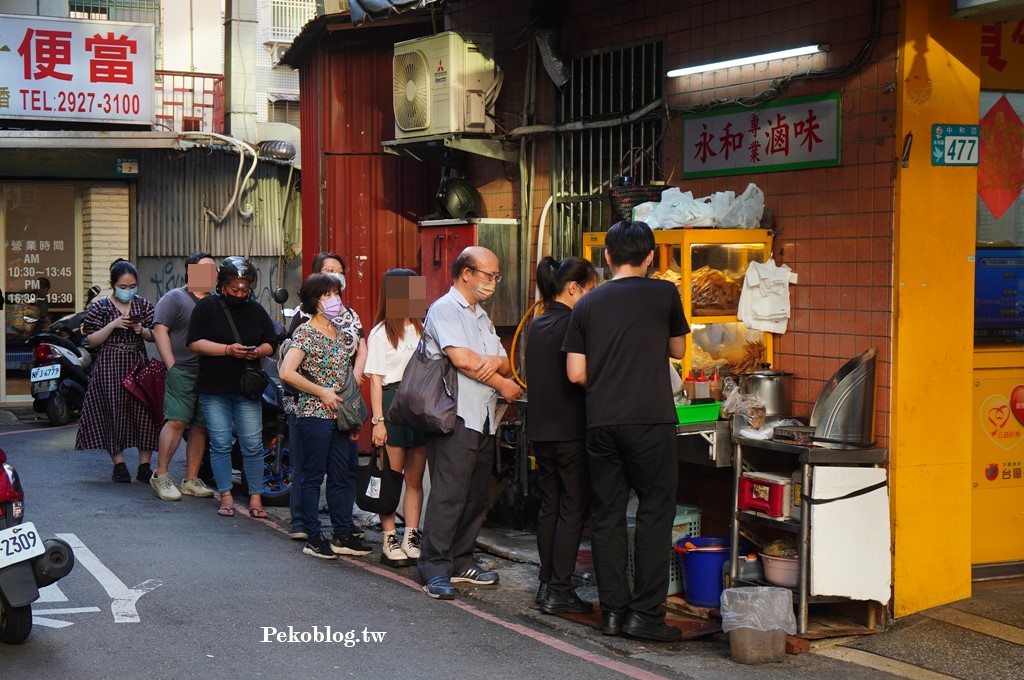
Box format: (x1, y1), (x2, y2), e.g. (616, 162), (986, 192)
(509, 299), (542, 389)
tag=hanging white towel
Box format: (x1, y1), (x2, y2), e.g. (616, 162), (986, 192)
(737, 258), (798, 333)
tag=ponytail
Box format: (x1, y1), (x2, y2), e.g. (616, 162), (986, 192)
(535, 256), (598, 306)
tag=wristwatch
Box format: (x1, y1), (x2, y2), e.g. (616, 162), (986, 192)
(371, 416), (385, 424)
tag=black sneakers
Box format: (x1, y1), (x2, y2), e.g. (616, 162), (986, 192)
(111, 462), (131, 483)
(302, 534), (338, 560)
(330, 535), (373, 556)
(540, 589), (594, 615)
(136, 463), (153, 483)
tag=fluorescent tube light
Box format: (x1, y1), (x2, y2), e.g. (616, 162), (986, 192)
(667, 44), (829, 78)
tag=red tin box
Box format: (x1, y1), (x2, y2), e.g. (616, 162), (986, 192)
(737, 472), (793, 519)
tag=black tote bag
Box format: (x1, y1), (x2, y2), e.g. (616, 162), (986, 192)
(355, 447), (404, 515)
(386, 342), (458, 435)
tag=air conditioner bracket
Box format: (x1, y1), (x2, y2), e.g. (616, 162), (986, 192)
(382, 134), (518, 165)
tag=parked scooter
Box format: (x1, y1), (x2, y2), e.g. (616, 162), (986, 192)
(0, 448), (75, 644)
(28, 286), (100, 426)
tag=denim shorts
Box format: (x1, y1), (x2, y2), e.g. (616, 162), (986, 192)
(163, 365), (206, 427)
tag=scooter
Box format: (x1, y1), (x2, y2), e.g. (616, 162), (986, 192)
(28, 287), (99, 426)
(0, 448), (75, 644)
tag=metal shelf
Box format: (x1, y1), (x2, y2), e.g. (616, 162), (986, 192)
(736, 510), (801, 533)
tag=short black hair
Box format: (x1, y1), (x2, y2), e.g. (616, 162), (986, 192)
(299, 273), (341, 315)
(450, 251), (476, 281)
(605, 220), (654, 267)
(186, 251), (213, 266)
(311, 252), (346, 276)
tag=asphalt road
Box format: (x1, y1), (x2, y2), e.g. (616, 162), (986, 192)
(0, 417), (680, 680)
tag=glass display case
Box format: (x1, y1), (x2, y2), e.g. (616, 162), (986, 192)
(581, 228), (774, 378)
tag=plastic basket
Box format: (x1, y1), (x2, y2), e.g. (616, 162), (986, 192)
(627, 504), (702, 597)
(676, 402), (721, 424)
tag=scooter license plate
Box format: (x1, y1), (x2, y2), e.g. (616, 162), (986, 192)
(0, 522), (45, 570)
(31, 379), (58, 396)
(30, 365), (61, 382)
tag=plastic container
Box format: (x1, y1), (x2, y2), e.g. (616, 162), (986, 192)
(760, 553), (799, 588)
(695, 370), (710, 399)
(723, 553), (764, 589)
(720, 587), (797, 664)
(709, 368), (722, 401)
(683, 374), (696, 402)
(627, 505), (701, 596)
(676, 401), (721, 424)
(675, 536), (732, 608)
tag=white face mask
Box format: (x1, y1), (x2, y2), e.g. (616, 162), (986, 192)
(328, 273), (346, 291)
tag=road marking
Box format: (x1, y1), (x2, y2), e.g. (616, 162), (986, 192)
(56, 533), (162, 623)
(0, 424), (75, 436)
(921, 606), (1024, 645)
(814, 646), (959, 679)
(33, 607), (102, 629)
(245, 502), (672, 680)
(37, 583), (69, 602)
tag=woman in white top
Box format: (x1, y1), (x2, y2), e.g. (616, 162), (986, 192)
(365, 268), (428, 567)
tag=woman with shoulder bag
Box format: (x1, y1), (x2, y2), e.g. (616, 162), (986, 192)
(365, 268), (428, 566)
(279, 273), (373, 560)
(187, 257), (278, 518)
(75, 258), (159, 483)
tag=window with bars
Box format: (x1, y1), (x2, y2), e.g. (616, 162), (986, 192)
(268, 99), (301, 126)
(69, 1), (161, 68)
(552, 41), (664, 257)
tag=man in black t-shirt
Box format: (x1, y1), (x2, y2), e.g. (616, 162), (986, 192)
(562, 220), (688, 642)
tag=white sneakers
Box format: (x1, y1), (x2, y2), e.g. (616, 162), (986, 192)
(150, 473), (182, 501)
(180, 477), (214, 498)
(150, 473), (213, 501)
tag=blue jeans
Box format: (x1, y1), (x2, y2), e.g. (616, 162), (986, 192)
(199, 393), (264, 496)
(287, 413), (304, 532)
(295, 417), (357, 539)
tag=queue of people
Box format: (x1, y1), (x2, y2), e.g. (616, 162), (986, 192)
(72, 224), (686, 644)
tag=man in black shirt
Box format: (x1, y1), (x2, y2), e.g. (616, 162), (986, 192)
(562, 220), (688, 642)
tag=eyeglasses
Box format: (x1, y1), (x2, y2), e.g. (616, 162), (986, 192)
(471, 267), (502, 283)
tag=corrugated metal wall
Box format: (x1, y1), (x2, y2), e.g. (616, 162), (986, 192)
(134, 147), (301, 258)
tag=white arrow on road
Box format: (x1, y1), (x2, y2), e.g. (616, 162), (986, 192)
(33, 607), (102, 629)
(56, 533), (163, 623)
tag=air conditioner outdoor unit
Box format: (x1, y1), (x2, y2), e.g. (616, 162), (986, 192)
(393, 32), (498, 139)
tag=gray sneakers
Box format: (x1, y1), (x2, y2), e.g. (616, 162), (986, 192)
(150, 473), (182, 501)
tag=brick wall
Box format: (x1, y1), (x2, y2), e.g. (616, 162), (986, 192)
(81, 184), (130, 293)
(448, 0), (898, 445)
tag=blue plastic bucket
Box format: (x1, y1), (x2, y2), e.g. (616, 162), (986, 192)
(675, 536), (732, 608)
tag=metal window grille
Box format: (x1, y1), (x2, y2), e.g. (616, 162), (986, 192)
(260, 0), (318, 44)
(154, 71), (225, 134)
(268, 99), (301, 126)
(552, 41), (664, 257)
(69, 1), (162, 69)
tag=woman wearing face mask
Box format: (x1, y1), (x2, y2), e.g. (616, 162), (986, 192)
(187, 257), (278, 518)
(279, 273), (373, 559)
(75, 258), (160, 483)
(283, 251), (369, 541)
(526, 256), (598, 615)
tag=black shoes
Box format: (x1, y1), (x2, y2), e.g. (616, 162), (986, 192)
(534, 582), (548, 605)
(540, 589), (594, 615)
(620, 611), (682, 642)
(136, 463), (153, 483)
(601, 610), (626, 635)
(111, 462), (131, 483)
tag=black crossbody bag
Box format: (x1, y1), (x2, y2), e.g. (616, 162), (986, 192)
(218, 297), (270, 401)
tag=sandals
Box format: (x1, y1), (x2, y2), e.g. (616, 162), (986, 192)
(249, 507), (269, 519)
(217, 506), (235, 517)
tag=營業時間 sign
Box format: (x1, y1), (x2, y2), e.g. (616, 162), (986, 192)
(0, 13), (154, 125)
(682, 93), (841, 178)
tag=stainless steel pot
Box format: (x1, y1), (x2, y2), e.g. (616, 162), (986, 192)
(738, 363), (794, 416)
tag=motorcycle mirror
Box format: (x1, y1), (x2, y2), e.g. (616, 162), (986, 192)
(86, 285), (101, 302)
(272, 288), (290, 304)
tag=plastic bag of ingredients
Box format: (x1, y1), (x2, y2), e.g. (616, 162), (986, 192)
(721, 389), (766, 429)
(717, 183), (765, 229)
(720, 587), (797, 634)
(654, 187), (716, 228)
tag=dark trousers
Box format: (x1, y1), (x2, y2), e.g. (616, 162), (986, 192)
(287, 413), (303, 532)
(418, 417), (493, 582)
(295, 417), (357, 539)
(587, 423), (677, 620)
(533, 439), (589, 593)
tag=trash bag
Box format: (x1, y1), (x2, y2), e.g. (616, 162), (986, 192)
(718, 183), (765, 229)
(720, 587), (797, 634)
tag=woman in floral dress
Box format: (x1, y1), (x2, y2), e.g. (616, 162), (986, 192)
(75, 259), (160, 483)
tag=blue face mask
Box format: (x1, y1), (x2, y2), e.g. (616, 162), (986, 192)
(114, 287), (137, 302)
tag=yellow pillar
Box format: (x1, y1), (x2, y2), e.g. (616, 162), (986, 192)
(892, 1), (980, 616)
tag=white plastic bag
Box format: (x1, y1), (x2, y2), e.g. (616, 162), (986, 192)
(720, 587), (798, 634)
(718, 183), (765, 229)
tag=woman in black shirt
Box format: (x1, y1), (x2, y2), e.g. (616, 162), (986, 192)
(526, 256), (598, 615)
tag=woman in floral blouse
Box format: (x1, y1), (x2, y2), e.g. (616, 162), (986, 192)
(279, 274), (372, 560)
